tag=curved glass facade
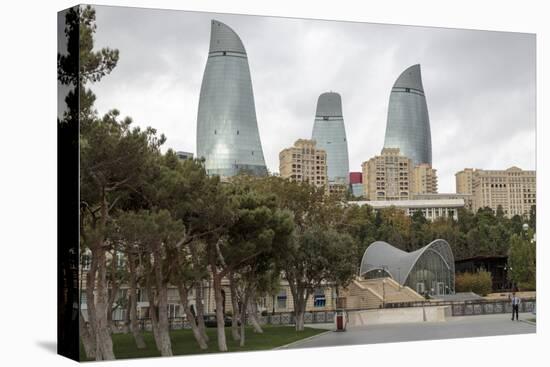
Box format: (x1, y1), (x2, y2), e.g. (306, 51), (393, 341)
(360, 239), (455, 296)
(311, 92), (350, 185)
(196, 20), (267, 177)
(383, 64), (432, 166)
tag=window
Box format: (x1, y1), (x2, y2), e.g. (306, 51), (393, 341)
(276, 290), (287, 309)
(81, 252), (91, 271)
(112, 307), (127, 321)
(167, 304), (180, 319)
(138, 289), (148, 303)
(313, 288), (326, 308)
(116, 251), (125, 269)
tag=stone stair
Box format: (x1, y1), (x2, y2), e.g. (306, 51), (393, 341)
(343, 277), (424, 309)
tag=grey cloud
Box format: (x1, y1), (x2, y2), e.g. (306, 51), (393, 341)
(89, 5), (535, 192)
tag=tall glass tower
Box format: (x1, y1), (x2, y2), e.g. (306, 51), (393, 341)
(383, 64), (432, 166)
(311, 92), (350, 185)
(196, 20), (267, 177)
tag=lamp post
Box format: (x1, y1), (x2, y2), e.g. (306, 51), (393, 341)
(522, 223), (529, 240)
(378, 265), (389, 307)
(504, 265), (513, 291)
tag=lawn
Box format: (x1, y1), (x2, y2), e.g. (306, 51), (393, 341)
(80, 325), (327, 361)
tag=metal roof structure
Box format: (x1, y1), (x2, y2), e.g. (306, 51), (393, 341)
(360, 239), (455, 290)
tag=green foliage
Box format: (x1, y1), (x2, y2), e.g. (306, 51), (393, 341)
(341, 202), (533, 264)
(57, 5), (119, 86)
(455, 270), (493, 296)
(58, 5), (120, 126)
(508, 234), (536, 290)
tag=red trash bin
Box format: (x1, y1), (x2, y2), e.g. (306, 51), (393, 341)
(335, 309), (346, 331)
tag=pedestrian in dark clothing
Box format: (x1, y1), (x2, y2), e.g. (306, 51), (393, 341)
(511, 292), (521, 321)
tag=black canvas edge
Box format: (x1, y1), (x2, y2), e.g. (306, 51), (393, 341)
(57, 4), (81, 361)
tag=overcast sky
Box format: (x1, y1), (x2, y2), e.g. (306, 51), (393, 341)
(88, 5), (535, 193)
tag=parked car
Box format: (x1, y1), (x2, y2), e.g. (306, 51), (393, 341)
(203, 314), (235, 327)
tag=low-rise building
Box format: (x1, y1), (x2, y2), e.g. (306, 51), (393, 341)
(349, 198), (465, 221)
(413, 193), (473, 210)
(176, 151), (194, 160)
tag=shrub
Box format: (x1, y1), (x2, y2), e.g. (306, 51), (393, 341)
(455, 270), (493, 296)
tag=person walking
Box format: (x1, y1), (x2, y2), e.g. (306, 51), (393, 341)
(511, 292), (521, 321)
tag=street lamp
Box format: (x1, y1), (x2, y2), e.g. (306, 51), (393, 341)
(504, 265), (513, 291)
(522, 223), (529, 240)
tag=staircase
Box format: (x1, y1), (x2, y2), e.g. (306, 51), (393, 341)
(342, 277), (424, 310)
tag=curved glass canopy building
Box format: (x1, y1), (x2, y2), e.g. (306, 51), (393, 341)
(360, 239), (455, 296)
(383, 64), (432, 166)
(311, 92), (350, 185)
(196, 20), (267, 177)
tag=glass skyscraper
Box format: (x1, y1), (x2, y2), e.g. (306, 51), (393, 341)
(196, 20), (267, 177)
(383, 64), (432, 166)
(311, 92), (350, 185)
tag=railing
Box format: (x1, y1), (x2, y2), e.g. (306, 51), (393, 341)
(384, 298), (536, 316)
(109, 310), (336, 332)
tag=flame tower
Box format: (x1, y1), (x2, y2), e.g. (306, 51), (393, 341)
(196, 20), (267, 177)
(311, 92), (350, 185)
(383, 64), (432, 166)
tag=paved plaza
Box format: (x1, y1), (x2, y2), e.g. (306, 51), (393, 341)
(284, 313), (535, 349)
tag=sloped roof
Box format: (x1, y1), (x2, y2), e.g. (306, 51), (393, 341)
(393, 64), (424, 92)
(209, 20), (246, 54)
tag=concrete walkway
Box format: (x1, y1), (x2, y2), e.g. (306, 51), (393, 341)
(284, 313), (535, 349)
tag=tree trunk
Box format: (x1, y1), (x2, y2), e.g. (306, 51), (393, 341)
(194, 282), (209, 342)
(228, 273), (240, 341)
(149, 304), (162, 352)
(94, 249), (116, 359)
(248, 297), (263, 333)
(84, 192), (115, 360)
(85, 251), (98, 357)
(127, 252), (146, 349)
(212, 272), (228, 352)
(295, 310), (305, 331)
(155, 288), (173, 356)
(239, 290), (249, 347)
(152, 247), (173, 357)
(106, 264), (118, 334)
(289, 284), (308, 332)
(177, 284), (208, 350)
(79, 311), (96, 359)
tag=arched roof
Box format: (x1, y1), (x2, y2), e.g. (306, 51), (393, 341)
(359, 239), (454, 285)
(315, 92), (343, 117)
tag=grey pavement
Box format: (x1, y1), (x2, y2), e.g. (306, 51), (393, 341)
(285, 313), (535, 349)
